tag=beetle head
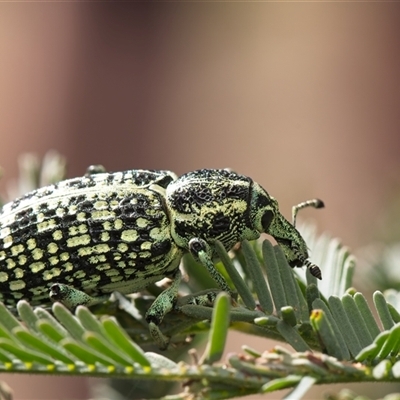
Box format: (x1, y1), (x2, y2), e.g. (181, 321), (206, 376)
(250, 183), (321, 278)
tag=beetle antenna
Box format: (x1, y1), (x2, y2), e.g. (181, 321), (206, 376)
(304, 259), (322, 280)
(292, 199), (324, 227)
(294, 250), (322, 279)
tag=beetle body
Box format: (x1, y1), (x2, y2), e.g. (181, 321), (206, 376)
(0, 167), (322, 347)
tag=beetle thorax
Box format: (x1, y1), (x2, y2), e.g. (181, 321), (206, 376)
(165, 170), (261, 254)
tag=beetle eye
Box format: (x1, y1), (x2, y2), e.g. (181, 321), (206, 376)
(261, 209), (274, 231)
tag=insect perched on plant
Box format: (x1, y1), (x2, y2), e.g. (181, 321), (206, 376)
(0, 167), (323, 348)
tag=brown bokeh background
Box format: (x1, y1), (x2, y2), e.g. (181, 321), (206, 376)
(1, 3), (400, 399)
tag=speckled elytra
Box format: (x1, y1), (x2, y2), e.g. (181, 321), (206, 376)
(0, 166), (323, 348)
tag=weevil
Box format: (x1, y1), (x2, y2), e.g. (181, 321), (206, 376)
(0, 167), (323, 348)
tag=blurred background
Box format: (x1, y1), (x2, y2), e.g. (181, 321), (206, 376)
(1, 2), (400, 399)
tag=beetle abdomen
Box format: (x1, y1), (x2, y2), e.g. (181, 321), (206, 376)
(0, 170), (180, 305)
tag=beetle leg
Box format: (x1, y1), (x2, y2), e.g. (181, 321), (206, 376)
(176, 288), (221, 309)
(188, 238), (233, 295)
(49, 283), (110, 307)
(145, 269), (182, 350)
